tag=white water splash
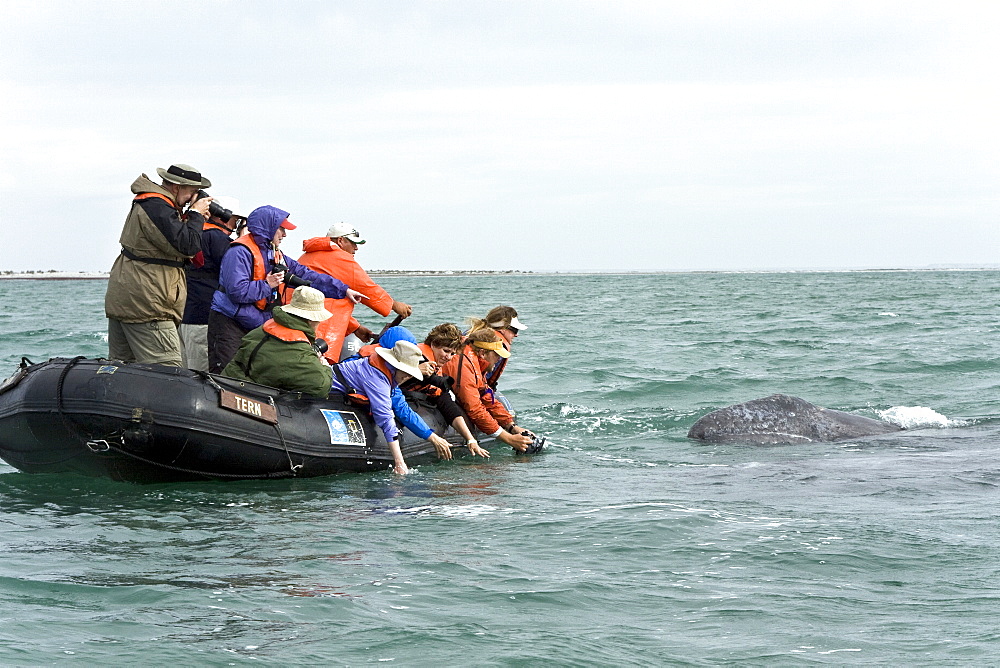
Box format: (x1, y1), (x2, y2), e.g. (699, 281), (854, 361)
(877, 405), (963, 429)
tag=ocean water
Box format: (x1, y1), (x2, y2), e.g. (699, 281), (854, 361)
(2, 271), (1000, 665)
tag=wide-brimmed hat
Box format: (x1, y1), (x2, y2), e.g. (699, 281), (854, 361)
(376, 340), (424, 380)
(279, 286), (333, 322)
(327, 222), (365, 244)
(156, 163), (211, 188)
(472, 339), (511, 358)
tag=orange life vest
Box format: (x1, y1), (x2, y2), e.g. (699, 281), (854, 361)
(232, 234), (287, 311)
(262, 319), (309, 343)
(133, 192), (180, 210)
(203, 220), (233, 234)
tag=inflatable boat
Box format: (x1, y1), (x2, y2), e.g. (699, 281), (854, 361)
(0, 356), (484, 483)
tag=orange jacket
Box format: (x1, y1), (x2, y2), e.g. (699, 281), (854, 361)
(296, 237), (395, 360)
(440, 345), (514, 435)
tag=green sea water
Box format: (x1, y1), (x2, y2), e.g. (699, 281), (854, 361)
(2, 271), (1000, 665)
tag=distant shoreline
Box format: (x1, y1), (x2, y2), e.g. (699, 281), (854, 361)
(2, 267), (1000, 280)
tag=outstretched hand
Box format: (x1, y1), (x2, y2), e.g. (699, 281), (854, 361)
(429, 433), (453, 460)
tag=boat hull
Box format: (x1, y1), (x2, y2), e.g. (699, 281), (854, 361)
(0, 357), (452, 483)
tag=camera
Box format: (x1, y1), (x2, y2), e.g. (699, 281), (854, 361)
(195, 190), (234, 224)
(516, 430), (546, 454)
(271, 261), (312, 288)
(312, 338), (329, 355)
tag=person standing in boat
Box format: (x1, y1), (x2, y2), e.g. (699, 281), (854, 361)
(330, 338), (427, 475)
(222, 285), (335, 398)
(207, 205), (363, 373)
(295, 222), (413, 362)
(105, 163), (213, 367)
(440, 328), (534, 452)
(179, 196), (245, 371)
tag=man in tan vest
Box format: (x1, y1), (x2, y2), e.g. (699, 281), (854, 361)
(104, 163), (213, 366)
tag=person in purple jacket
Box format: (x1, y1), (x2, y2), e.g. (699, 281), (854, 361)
(207, 204), (363, 373)
(330, 340), (426, 475)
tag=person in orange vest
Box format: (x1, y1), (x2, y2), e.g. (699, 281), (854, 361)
(105, 163), (213, 366)
(412, 323), (490, 458)
(296, 222), (412, 362)
(222, 285), (335, 398)
(330, 339), (427, 475)
(351, 325), (489, 460)
(208, 206), (364, 373)
(439, 328), (534, 452)
(179, 195), (245, 371)
(480, 305), (527, 391)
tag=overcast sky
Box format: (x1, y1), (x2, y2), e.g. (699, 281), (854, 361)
(2, 1), (998, 272)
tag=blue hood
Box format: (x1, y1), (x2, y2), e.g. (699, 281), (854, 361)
(246, 205), (290, 247)
(379, 326), (417, 349)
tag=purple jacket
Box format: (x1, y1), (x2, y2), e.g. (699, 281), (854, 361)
(210, 205), (349, 330)
(330, 356), (399, 443)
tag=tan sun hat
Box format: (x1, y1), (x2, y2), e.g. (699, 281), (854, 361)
(156, 163), (211, 188)
(279, 286), (333, 322)
(375, 340), (424, 380)
(327, 222), (366, 244)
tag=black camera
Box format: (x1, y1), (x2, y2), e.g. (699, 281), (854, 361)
(271, 261), (312, 288)
(312, 338), (329, 355)
(196, 190), (234, 224)
(515, 430), (546, 455)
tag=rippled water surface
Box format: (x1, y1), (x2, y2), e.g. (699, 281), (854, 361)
(3, 272), (1000, 665)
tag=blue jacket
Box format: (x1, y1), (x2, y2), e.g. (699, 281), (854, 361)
(210, 205), (350, 330)
(183, 224), (233, 325)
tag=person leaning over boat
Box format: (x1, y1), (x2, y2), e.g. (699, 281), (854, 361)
(480, 305), (527, 400)
(295, 222), (413, 362)
(207, 205), (363, 373)
(439, 328), (534, 452)
(105, 163), (213, 367)
(222, 286), (333, 398)
(352, 325), (486, 460)
(413, 323), (489, 458)
(330, 338), (426, 475)
(179, 196), (245, 371)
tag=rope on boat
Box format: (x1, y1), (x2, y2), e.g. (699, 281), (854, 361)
(99, 441), (298, 480)
(268, 395), (302, 474)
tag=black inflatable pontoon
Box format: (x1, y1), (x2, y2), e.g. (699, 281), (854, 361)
(0, 357), (464, 483)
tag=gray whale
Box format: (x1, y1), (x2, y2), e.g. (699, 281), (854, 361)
(687, 394), (903, 444)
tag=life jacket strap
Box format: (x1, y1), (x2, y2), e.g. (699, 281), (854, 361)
(331, 363), (371, 408)
(120, 247), (185, 268)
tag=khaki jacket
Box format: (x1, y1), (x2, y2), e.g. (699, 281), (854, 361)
(105, 174), (202, 323)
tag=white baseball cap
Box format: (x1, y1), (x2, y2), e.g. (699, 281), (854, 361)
(327, 222), (365, 244)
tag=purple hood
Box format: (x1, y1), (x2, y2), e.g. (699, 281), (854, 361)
(246, 205), (290, 247)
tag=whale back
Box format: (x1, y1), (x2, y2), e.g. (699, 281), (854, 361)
(687, 394), (902, 444)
